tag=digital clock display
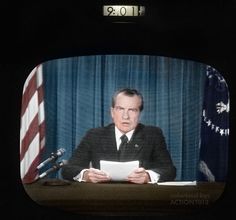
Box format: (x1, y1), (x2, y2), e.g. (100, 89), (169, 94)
(103, 5), (145, 17)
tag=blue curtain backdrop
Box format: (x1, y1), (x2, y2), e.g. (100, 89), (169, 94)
(42, 55), (206, 181)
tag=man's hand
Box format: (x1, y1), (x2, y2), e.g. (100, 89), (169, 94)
(127, 167), (150, 184)
(83, 168), (111, 183)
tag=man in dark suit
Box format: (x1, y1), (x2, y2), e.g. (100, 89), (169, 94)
(61, 88), (176, 184)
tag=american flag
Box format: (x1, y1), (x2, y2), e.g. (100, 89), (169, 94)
(20, 64), (45, 183)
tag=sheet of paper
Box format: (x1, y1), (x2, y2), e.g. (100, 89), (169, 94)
(100, 160), (139, 181)
(157, 181), (197, 186)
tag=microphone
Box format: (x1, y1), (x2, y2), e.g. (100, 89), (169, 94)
(38, 160), (68, 179)
(37, 148), (66, 170)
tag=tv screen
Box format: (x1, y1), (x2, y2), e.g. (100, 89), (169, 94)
(19, 54), (229, 214)
(4, 1), (235, 219)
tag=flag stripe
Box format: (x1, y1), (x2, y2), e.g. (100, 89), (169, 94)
(38, 97), (45, 125)
(37, 84), (44, 106)
(20, 92), (40, 152)
(21, 134), (40, 180)
(22, 155), (40, 183)
(21, 66), (43, 116)
(20, 114), (39, 161)
(20, 115), (45, 161)
(20, 64), (45, 183)
(39, 120), (46, 144)
(21, 71), (38, 116)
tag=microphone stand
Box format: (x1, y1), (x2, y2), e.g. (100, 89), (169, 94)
(37, 160), (71, 186)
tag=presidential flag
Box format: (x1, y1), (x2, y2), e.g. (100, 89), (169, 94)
(198, 66), (229, 182)
(20, 64), (45, 183)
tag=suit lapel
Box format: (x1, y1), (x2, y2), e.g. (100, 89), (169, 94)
(101, 124), (118, 155)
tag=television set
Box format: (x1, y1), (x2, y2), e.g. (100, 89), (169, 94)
(4, 1), (235, 219)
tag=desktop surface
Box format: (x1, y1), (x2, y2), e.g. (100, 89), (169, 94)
(23, 179), (225, 216)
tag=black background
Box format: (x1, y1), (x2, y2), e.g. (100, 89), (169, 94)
(1, 0), (236, 219)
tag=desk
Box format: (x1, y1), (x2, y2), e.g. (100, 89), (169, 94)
(23, 180), (225, 216)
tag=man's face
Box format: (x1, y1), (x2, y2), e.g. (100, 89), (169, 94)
(111, 92), (141, 133)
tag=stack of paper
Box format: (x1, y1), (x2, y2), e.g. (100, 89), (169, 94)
(100, 160), (139, 181)
(157, 181), (197, 186)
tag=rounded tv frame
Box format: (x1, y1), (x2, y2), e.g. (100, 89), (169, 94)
(19, 54), (230, 217)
